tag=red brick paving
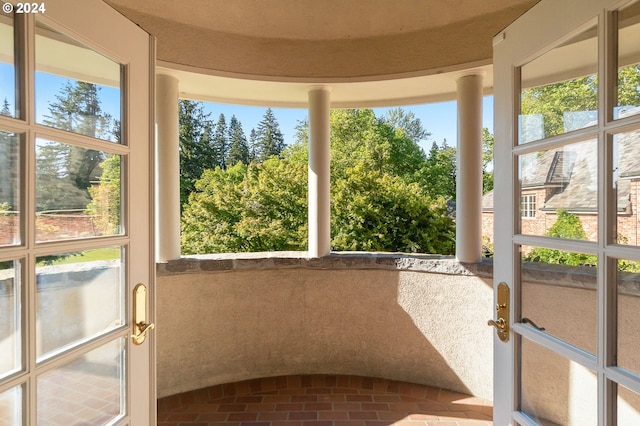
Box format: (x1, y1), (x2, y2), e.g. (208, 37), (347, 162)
(157, 375), (493, 426)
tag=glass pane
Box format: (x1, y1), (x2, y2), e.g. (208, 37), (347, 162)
(614, 129), (640, 245)
(0, 385), (22, 426)
(616, 2), (640, 120)
(519, 25), (598, 143)
(35, 20), (121, 143)
(521, 338), (597, 425)
(37, 338), (125, 425)
(0, 260), (20, 379)
(35, 138), (122, 242)
(519, 139), (597, 241)
(617, 258), (640, 376)
(0, 9), (16, 118)
(618, 383), (640, 425)
(521, 245), (597, 354)
(0, 130), (19, 246)
(36, 247), (123, 361)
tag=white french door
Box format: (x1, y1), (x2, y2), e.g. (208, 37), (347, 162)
(493, 0), (640, 424)
(0, 1), (155, 424)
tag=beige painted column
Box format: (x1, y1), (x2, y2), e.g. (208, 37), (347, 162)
(455, 70), (484, 263)
(155, 72), (181, 261)
(308, 87), (331, 258)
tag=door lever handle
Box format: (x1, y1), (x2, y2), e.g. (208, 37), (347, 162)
(132, 321), (155, 345)
(522, 317), (545, 331)
(132, 283), (155, 345)
(488, 318), (507, 330)
(487, 282), (510, 342)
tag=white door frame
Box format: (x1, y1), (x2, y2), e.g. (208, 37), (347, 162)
(0, 0), (155, 423)
(493, 0), (640, 424)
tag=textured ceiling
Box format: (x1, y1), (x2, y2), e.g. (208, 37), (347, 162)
(104, 0), (540, 106)
(106, 0), (539, 80)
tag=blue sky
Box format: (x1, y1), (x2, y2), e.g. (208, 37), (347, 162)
(9, 68), (495, 151)
(202, 97), (495, 153)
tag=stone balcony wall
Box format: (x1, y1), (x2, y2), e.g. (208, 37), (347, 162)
(156, 253), (495, 401)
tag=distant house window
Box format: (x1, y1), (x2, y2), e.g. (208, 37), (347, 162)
(521, 194), (536, 218)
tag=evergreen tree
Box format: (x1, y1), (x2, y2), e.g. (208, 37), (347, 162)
(179, 99), (217, 209)
(42, 81), (113, 140)
(36, 81), (115, 211)
(253, 108), (285, 162)
(226, 115), (250, 166)
(212, 113), (228, 169)
(0, 100), (18, 210)
(416, 140), (457, 201)
(248, 128), (258, 162)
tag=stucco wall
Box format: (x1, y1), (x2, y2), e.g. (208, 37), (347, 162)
(156, 255), (495, 400)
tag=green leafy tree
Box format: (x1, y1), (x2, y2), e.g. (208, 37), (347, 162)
(37, 81), (116, 211)
(331, 164), (454, 253)
(183, 108), (455, 254)
(482, 128), (494, 194)
(521, 76), (598, 139)
(86, 154), (120, 234)
(35, 141), (93, 211)
(252, 108), (285, 162)
(380, 107), (430, 145)
(181, 159), (308, 253)
(415, 140), (457, 201)
(617, 64), (640, 110)
(226, 115), (250, 166)
(179, 99), (217, 209)
(524, 210), (596, 266)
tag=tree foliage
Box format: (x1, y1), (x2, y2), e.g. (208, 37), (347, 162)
(179, 100), (217, 209)
(416, 140), (456, 200)
(331, 163), (454, 253)
(524, 210), (596, 266)
(226, 115), (250, 166)
(86, 154), (120, 234)
(252, 108), (285, 162)
(36, 82), (115, 212)
(181, 159), (308, 253)
(380, 107), (430, 145)
(482, 128), (494, 194)
(182, 108), (456, 255)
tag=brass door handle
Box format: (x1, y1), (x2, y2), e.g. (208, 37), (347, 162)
(132, 283), (155, 345)
(133, 321), (155, 345)
(488, 282), (510, 342)
(488, 318), (507, 330)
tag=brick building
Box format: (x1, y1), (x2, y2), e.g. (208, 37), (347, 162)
(483, 120), (640, 245)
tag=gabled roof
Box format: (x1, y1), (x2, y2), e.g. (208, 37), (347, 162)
(483, 108), (640, 214)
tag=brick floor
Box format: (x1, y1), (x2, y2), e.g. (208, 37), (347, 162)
(157, 375), (493, 426)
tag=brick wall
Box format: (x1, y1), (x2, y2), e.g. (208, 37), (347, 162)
(0, 214), (100, 245)
(483, 180), (640, 247)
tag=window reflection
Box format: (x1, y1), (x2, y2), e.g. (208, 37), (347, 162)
(519, 140), (598, 241)
(36, 247), (123, 361)
(35, 139), (122, 242)
(0, 12), (16, 118)
(520, 25), (598, 143)
(0, 131), (20, 246)
(35, 20), (121, 142)
(616, 2), (640, 119)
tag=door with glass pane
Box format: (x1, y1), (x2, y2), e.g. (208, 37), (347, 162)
(493, 0), (640, 424)
(0, 1), (154, 424)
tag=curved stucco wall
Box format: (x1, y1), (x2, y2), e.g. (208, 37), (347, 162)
(155, 256), (495, 400)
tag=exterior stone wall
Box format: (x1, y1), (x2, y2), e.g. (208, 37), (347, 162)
(156, 253), (495, 401)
